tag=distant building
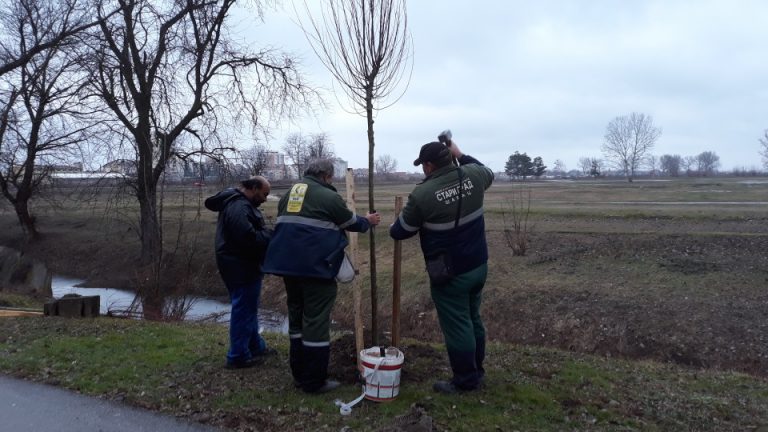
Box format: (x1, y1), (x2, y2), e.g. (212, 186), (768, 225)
(101, 159), (137, 176)
(263, 151), (287, 180)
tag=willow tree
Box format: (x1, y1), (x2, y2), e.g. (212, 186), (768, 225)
(301, 0), (412, 345)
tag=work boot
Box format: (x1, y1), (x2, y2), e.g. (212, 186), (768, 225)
(305, 380), (340, 394)
(253, 347), (278, 357)
(225, 357), (262, 370)
(433, 380), (458, 394)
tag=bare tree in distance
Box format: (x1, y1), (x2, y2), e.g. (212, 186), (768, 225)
(83, 0), (315, 265)
(578, 157), (592, 176)
(307, 132), (335, 159)
(240, 144), (270, 176)
(578, 157), (602, 177)
(696, 151), (720, 176)
(299, 0), (413, 345)
(282, 133), (310, 178)
(681, 155), (698, 176)
(759, 130), (768, 170)
(0, 0), (94, 240)
(589, 158), (603, 177)
(375, 154), (398, 178)
(552, 159), (566, 177)
(646, 154), (658, 177)
(659, 154), (681, 177)
(602, 112), (662, 182)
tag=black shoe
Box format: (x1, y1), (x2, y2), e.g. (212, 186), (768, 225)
(433, 380), (458, 394)
(304, 380), (340, 394)
(253, 347), (278, 357)
(225, 357), (262, 370)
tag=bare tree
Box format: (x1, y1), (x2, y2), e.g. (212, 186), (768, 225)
(681, 155), (698, 176)
(552, 159), (566, 176)
(760, 130), (768, 170)
(282, 133), (310, 179)
(659, 154), (681, 177)
(307, 132), (335, 159)
(589, 158), (603, 177)
(645, 154), (658, 177)
(696, 151), (720, 176)
(300, 0), (413, 344)
(374, 154), (397, 178)
(578, 157), (592, 176)
(602, 112), (662, 182)
(0, 0), (111, 77)
(82, 0), (315, 265)
(240, 144), (270, 176)
(0, 0), (93, 239)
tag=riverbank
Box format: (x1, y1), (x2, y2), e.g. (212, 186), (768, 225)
(1, 316), (767, 431)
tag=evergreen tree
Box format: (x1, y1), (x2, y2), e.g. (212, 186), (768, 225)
(533, 156), (547, 178)
(505, 152), (534, 179)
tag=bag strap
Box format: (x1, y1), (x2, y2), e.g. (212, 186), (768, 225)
(454, 167), (464, 229)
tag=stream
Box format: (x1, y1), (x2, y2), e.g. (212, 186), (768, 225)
(51, 276), (288, 334)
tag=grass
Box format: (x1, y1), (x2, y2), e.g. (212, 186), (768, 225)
(1, 316), (767, 431)
(0, 292), (43, 309)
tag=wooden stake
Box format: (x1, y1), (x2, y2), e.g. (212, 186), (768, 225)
(345, 169), (364, 366)
(392, 195), (403, 347)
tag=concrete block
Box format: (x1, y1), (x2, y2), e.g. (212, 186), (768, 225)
(55, 297), (83, 318)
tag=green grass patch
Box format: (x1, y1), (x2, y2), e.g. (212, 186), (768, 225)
(1, 317), (767, 431)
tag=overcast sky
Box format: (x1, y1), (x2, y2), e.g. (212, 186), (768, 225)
(235, 1), (768, 173)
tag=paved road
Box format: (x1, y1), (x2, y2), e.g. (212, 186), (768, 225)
(0, 375), (221, 432)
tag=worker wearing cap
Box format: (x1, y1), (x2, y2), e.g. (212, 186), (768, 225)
(389, 140), (494, 394)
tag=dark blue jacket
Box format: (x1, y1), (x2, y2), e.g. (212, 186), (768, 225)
(205, 188), (272, 284)
(262, 175), (371, 280)
(390, 154), (494, 276)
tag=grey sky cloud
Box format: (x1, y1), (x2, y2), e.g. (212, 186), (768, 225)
(238, 1), (768, 173)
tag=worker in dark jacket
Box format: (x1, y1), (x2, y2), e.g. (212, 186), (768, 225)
(262, 159), (381, 394)
(205, 176), (274, 369)
(390, 140), (494, 394)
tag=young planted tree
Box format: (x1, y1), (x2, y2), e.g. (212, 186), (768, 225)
(0, 0), (93, 240)
(83, 0), (314, 265)
(602, 112), (662, 182)
(300, 0), (413, 345)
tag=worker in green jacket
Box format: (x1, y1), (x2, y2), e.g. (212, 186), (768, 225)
(390, 140), (494, 394)
(263, 159), (381, 394)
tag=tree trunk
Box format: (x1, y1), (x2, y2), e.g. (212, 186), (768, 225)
(137, 177), (162, 266)
(366, 94), (378, 347)
(13, 199), (38, 240)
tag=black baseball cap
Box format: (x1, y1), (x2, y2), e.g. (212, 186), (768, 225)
(413, 141), (450, 166)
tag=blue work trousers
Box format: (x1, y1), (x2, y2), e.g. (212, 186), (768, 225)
(225, 277), (267, 365)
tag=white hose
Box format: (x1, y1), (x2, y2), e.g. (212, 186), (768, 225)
(334, 355), (387, 416)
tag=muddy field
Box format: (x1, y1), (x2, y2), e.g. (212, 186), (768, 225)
(1, 177), (767, 380)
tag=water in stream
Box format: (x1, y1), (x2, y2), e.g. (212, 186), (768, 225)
(51, 276), (288, 334)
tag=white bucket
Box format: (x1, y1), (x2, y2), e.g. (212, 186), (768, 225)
(360, 346), (404, 402)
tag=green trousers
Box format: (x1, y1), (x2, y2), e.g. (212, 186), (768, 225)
(284, 276), (337, 392)
(430, 263), (487, 389)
